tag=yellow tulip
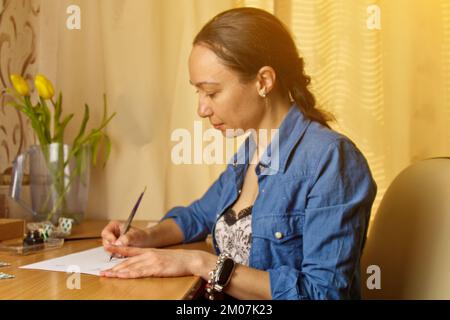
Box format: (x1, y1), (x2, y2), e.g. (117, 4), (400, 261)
(10, 74), (30, 96)
(34, 74), (55, 99)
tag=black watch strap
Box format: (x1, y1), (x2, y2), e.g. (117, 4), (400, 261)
(216, 257), (236, 289)
(206, 253), (236, 300)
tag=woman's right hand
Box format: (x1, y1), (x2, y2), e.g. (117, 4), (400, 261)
(101, 220), (152, 249)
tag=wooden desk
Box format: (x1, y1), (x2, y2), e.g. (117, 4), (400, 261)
(0, 220), (214, 300)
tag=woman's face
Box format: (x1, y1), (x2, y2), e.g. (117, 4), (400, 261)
(188, 45), (264, 136)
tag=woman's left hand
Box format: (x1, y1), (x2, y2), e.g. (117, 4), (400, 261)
(100, 244), (210, 279)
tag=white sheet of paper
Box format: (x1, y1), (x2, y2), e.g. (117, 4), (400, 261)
(20, 246), (125, 276)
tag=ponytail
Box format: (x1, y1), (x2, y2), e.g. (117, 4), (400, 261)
(288, 57), (334, 129)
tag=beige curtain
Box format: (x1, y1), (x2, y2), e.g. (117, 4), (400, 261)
(2, 0), (450, 222)
(239, 0), (450, 218)
(35, 0), (234, 221)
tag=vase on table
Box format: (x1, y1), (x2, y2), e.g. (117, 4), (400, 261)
(9, 143), (91, 225)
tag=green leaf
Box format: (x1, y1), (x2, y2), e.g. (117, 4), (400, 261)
(39, 98), (52, 140)
(102, 134), (112, 168)
(77, 146), (89, 185)
(51, 92), (63, 142)
(72, 103), (90, 148)
(56, 92), (62, 119)
(35, 101), (51, 142)
(61, 113), (74, 128)
(97, 112), (117, 133)
(89, 131), (103, 167)
(22, 96), (49, 146)
(54, 113), (74, 142)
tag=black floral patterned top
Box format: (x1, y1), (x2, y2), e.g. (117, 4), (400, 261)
(214, 205), (253, 266)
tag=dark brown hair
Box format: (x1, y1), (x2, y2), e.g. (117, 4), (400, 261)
(193, 7), (333, 128)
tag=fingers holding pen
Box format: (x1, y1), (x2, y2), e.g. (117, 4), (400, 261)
(101, 220), (123, 245)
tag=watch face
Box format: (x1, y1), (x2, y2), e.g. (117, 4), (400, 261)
(217, 258), (235, 285)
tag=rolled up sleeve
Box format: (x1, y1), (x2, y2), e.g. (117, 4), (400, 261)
(269, 138), (377, 299)
(160, 169), (228, 243)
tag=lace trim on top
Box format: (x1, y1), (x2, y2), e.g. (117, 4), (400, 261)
(214, 206), (253, 266)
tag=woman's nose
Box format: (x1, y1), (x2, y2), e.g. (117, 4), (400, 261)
(197, 99), (213, 118)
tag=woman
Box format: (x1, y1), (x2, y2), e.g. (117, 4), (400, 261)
(100, 7), (377, 300)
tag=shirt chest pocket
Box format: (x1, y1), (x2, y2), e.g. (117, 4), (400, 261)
(252, 212), (305, 243)
(251, 212), (305, 267)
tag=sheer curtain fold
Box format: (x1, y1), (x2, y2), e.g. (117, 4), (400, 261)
(36, 0), (233, 220)
(258, 0), (450, 216)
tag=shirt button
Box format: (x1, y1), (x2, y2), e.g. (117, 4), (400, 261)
(275, 232), (283, 239)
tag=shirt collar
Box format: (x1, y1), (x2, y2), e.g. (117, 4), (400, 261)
(230, 104), (311, 174)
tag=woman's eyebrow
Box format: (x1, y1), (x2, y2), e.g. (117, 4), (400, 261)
(189, 80), (220, 87)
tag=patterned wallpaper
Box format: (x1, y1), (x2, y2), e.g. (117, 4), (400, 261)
(0, 0), (39, 180)
(0, 0), (39, 217)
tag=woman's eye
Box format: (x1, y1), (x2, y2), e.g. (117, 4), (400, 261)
(194, 89), (217, 98)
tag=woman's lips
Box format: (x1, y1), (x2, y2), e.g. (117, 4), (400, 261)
(213, 123), (224, 129)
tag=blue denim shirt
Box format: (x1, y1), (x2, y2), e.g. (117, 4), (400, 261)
(162, 105), (377, 300)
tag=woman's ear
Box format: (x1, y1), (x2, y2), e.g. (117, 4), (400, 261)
(256, 66), (276, 97)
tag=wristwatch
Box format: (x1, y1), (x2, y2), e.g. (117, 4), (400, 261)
(206, 252), (236, 300)
(213, 254), (236, 292)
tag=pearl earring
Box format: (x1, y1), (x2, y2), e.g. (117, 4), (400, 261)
(259, 90), (266, 98)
